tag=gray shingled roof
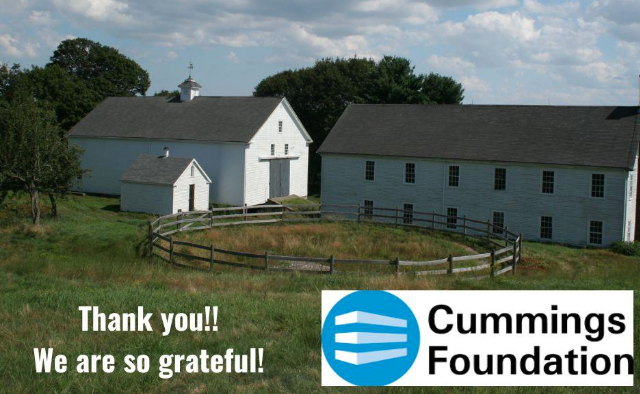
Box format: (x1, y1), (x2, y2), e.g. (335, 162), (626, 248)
(69, 96), (283, 143)
(318, 104), (640, 170)
(121, 155), (195, 185)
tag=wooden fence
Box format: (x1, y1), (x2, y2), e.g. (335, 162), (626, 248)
(149, 204), (523, 277)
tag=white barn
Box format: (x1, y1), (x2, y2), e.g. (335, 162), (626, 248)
(69, 76), (312, 206)
(120, 153), (211, 215)
(318, 104), (640, 247)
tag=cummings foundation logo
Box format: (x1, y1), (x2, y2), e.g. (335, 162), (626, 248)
(321, 291), (420, 386)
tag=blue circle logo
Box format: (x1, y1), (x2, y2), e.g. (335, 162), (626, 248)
(322, 291), (420, 386)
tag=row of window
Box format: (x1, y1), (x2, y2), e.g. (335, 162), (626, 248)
(270, 144), (289, 156)
(361, 199), (605, 245)
(364, 161), (610, 198)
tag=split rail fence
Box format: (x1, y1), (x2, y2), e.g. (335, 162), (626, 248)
(149, 204), (522, 277)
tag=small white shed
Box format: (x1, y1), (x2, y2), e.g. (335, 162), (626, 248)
(120, 153), (211, 215)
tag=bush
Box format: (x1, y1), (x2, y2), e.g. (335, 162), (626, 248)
(611, 241), (640, 256)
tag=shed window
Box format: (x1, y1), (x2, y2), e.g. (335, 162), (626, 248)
(284, 144), (289, 155)
(591, 174), (605, 198)
(542, 171), (555, 194)
(589, 220), (603, 245)
(363, 200), (374, 218)
(365, 161), (375, 181)
(190, 165), (195, 177)
(403, 203), (414, 224)
(447, 207), (458, 229)
(540, 216), (553, 239)
(278, 121), (283, 133)
(405, 163), (415, 184)
(448, 166), (459, 187)
(270, 144), (275, 156)
(492, 211), (505, 234)
(494, 168), (506, 191)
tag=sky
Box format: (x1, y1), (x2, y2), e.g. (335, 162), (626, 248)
(0, 0), (639, 105)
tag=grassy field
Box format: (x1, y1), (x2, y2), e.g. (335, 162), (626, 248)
(0, 194), (639, 393)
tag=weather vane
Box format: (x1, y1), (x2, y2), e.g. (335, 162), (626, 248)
(188, 61), (193, 78)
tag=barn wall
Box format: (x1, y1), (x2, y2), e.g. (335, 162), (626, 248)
(172, 163), (210, 213)
(321, 154), (631, 246)
(244, 102), (310, 206)
(120, 182), (173, 215)
(70, 137), (246, 205)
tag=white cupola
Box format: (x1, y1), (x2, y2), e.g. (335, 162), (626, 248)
(178, 62), (202, 102)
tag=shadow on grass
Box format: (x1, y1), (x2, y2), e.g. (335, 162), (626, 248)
(101, 204), (121, 213)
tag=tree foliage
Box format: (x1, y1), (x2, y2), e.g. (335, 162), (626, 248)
(154, 89), (180, 98)
(254, 56), (465, 191)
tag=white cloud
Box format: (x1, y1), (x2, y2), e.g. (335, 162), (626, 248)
(226, 51), (240, 63)
(0, 33), (21, 57)
(53, 0), (132, 24)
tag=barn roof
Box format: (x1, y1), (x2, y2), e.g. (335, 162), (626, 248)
(69, 96), (285, 143)
(318, 105), (640, 170)
(121, 155), (209, 186)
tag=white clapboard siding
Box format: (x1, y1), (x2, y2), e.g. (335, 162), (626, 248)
(321, 153), (635, 246)
(244, 101), (310, 206)
(120, 182), (173, 215)
(172, 163), (211, 213)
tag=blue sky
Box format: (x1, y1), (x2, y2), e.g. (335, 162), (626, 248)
(1, 0), (639, 105)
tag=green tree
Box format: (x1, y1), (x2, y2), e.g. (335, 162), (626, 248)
(154, 89), (180, 98)
(50, 38), (150, 100)
(0, 89), (84, 224)
(254, 56), (465, 192)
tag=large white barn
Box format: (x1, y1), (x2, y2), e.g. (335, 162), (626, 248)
(69, 77), (312, 206)
(318, 104), (640, 247)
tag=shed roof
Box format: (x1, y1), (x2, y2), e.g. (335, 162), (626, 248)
(70, 96), (284, 143)
(121, 155), (208, 186)
(317, 104), (640, 170)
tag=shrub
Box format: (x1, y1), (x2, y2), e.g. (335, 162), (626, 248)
(611, 241), (640, 256)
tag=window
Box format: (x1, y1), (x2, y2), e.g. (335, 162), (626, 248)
(492, 211), (505, 234)
(448, 166), (460, 187)
(405, 163), (416, 184)
(270, 144), (275, 156)
(284, 144), (289, 155)
(589, 220), (603, 245)
(591, 174), (605, 198)
(365, 161), (375, 181)
(540, 216), (553, 239)
(363, 200), (374, 218)
(190, 165), (195, 177)
(403, 203), (414, 224)
(542, 171), (555, 194)
(447, 207), (458, 229)
(278, 121), (283, 133)
(494, 168), (506, 191)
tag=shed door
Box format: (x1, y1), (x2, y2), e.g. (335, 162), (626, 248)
(189, 184), (195, 211)
(269, 159), (291, 198)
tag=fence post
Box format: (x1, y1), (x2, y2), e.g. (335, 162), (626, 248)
(148, 223), (153, 259)
(518, 234), (523, 262)
(490, 249), (496, 277)
(504, 226), (509, 247)
(395, 206), (399, 226)
(210, 245), (214, 272)
(178, 212), (183, 232)
(463, 215), (467, 237)
(244, 205), (247, 222)
(264, 251), (269, 272)
(486, 220), (491, 240)
(395, 256), (400, 275)
(513, 236), (519, 275)
(169, 237), (174, 264)
(209, 211), (213, 228)
(357, 204), (361, 222)
(432, 211), (436, 229)
(448, 254), (453, 274)
(330, 255), (335, 275)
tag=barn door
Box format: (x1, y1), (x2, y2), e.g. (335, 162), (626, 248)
(269, 159), (291, 198)
(189, 184), (195, 211)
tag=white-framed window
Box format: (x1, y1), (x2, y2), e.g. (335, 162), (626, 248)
(542, 171), (555, 194)
(446, 207), (458, 229)
(284, 144), (289, 155)
(190, 165), (195, 177)
(492, 211), (505, 234)
(448, 165), (460, 187)
(363, 199), (374, 218)
(270, 144), (275, 156)
(365, 160), (375, 181)
(591, 174), (605, 198)
(540, 216), (553, 239)
(589, 220), (603, 245)
(494, 168), (506, 191)
(278, 120), (283, 133)
(403, 203), (414, 224)
(404, 163), (416, 184)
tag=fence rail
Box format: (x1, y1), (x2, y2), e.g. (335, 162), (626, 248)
(149, 203), (522, 278)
